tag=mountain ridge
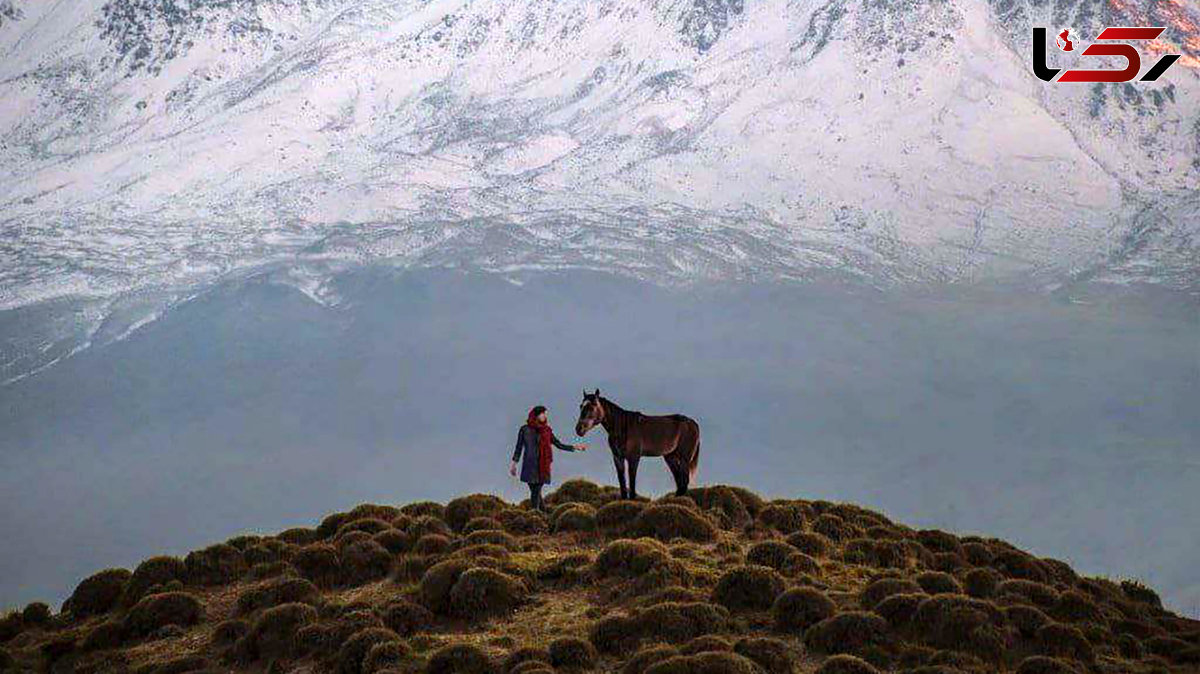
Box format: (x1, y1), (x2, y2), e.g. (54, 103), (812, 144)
(1, 0), (1197, 312)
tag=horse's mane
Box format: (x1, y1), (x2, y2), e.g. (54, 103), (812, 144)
(600, 396), (638, 418)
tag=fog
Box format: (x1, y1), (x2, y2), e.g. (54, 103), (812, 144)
(0, 268), (1196, 616)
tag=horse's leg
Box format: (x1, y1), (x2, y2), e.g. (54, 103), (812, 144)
(665, 452), (689, 496)
(627, 456), (641, 500)
(612, 451), (628, 499)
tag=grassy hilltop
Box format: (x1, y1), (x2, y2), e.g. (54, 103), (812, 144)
(1, 480), (1197, 674)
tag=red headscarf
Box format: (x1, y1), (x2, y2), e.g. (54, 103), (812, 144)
(527, 408), (554, 482)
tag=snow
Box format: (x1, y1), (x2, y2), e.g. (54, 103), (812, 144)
(0, 0), (1196, 379)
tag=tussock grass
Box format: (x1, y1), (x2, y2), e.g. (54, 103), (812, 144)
(4, 479), (1197, 674)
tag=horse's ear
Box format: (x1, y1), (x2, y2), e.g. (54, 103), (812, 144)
(595, 388), (601, 397)
(582, 389), (587, 399)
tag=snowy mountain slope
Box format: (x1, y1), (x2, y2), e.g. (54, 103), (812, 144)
(0, 0), (1197, 380)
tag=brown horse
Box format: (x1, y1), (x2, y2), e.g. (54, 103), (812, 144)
(574, 390), (700, 499)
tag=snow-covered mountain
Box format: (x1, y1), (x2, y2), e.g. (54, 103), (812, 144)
(0, 0), (1197, 380)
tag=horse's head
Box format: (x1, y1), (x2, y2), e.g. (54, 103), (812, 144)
(576, 389), (604, 436)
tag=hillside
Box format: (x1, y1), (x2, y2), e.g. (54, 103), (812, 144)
(1, 481), (1197, 674)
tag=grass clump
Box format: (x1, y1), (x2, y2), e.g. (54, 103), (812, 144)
(772, 587), (835, 631)
(464, 529), (519, 550)
(872, 593), (925, 628)
(235, 576), (319, 615)
(546, 479), (607, 507)
(596, 500), (648, 532)
(713, 565), (785, 612)
(122, 556), (187, 606)
(124, 591), (203, 638)
(594, 538), (675, 577)
(997, 579), (1059, 608)
(81, 619), (126, 651)
(448, 567), (527, 618)
(246, 601), (317, 661)
(1144, 635), (1200, 662)
(408, 515), (453, 539)
(426, 643), (495, 674)
(345, 503), (401, 523)
(1005, 604), (1051, 638)
(814, 654), (881, 674)
(1048, 590), (1104, 623)
(373, 528), (412, 554)
(733, 636), (796, 674)
(293, 543), (342, 587)
(67, 568), (131, 618)
(689, 486), (752, 529)
(462, 516), (503, 534)
(745, 541), (794, 570)
(860, 577), (923, 609)
(643, 651), (759, 674)
(961, 542), (994, 566)
(991, 550), (1049, 583)
(782, 551), (820, 577)
(785, 531), (832, 558)
(1119, 578), (1162, 608)
(916, 530), (962, 556)
(914, 571), (961, 595)
(445, 494), (507, 532)
(638, 602), (731, 644)
(805, 611), (892, 656)
(210, 618), (249, 647)
(419, 558), (473, 614)
(679, 635), (732, 654)
(589, 614), (641, 654)
(548, 636), (597, 669)
(184, 544), (246, 586)
(343, 539), (395, 585)
(337, 627), (402, 674)
(1015, 655), (1082, 674)
(503, 646), (551, 672)
(496, 508), (549, 535)
(553, 504), (599, 533)
(843, 539), (910, 569)
(755, 503), (806, 534)
(413, 533), (454, 555)
(963, 567), (1001, 599)
(381, 599), (434, 637)
(910, 594), (1005, 657)
(633, 504), (717, 542)
(364, 640), (410, 671)
(811, 514), (855, 542)
(623, 645), (680, 674)
(336, 517), (392, 539)
(400, 501), (445, 520)
(277, 527), (319, 546)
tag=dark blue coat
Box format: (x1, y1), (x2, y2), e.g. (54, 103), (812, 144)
(512, 424), (576, 484)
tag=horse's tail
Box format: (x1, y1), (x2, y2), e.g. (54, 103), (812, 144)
(688, 431), (700, 483)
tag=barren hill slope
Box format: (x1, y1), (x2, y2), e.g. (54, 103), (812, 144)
(1, 481), (1197, 674)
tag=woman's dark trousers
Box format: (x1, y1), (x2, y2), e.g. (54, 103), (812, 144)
(528, 483), (545, 511)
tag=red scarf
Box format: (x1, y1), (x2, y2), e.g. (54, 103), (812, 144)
(528, 410), (554, 482)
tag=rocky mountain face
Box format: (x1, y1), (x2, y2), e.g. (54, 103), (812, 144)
(0, 0), (1196, 378)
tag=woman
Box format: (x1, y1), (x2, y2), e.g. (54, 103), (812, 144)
(510, 405), (586, 511)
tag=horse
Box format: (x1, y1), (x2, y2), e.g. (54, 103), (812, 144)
(574, 389), (701, 499)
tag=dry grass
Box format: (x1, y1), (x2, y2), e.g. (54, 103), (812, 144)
(3, 480), (1197, 674)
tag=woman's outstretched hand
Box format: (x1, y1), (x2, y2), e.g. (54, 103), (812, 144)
(509, 461), (517, 477)
(574, 444), (588, 451)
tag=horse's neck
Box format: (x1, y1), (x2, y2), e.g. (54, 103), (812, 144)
(601, 398), (635, 435)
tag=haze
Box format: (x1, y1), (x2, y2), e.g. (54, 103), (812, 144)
(0, 268), (1195, 617)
